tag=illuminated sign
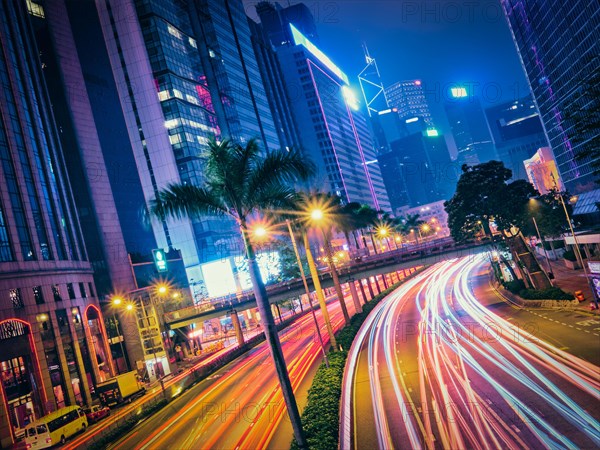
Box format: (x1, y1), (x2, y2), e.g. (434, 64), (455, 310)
(290, 24), (349, 85)
(426, 128), (439, 137)
(342, 85), (360, 110)
(450, 87), (468, 98)
(405, 117), (419, 124)
(152, 249), (168, 272)
(414, 80), (422, 86)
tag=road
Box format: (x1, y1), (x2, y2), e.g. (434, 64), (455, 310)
(99, 284), (362, 450)
(341, 254), (600, 450)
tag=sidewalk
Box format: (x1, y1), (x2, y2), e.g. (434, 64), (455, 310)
(544, 259), (599, 314)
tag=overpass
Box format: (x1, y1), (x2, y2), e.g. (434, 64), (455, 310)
(164, 241), (486, 329)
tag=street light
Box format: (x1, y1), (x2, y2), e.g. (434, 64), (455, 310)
(309, 206), (350, 326)
(109, 297), (128, 374)
(251, 219), (335, 359)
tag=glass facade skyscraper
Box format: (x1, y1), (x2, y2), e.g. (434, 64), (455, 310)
(501, 0), (600, 192)
(385, 80), (435, 128)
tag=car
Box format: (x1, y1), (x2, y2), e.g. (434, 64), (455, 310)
(83, 405), (110, 423)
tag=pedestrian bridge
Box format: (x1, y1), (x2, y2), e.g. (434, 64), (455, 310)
(163, 241), (486, 329)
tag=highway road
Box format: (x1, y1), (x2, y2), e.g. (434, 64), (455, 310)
(341, 254), (600, 450)
(98, 283), (364, 450)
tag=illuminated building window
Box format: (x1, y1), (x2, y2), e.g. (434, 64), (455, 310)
(189, 37), (197, 48)
(10, 288), (24, 309)
(169, 134), (182, 145)
(33, 286), (44, 305)
(52, 284), (62, 302)
(167, 24), (182, 39)
(25, 0), (45, 18)
(158, 90), (170, 101)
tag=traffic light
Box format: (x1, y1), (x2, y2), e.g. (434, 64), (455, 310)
(152, 249), (168, 272)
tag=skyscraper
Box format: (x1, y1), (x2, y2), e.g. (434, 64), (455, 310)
(255, 4), (391, 211)
(444, 89), (497, 167)
(273, 24), (390, 210)
(0, 1), (115, 444)
(385, 80), (435, 128)
(378, 131), (456, 211)
(485, 96), (549, 180)
(501, 0), (600, 193)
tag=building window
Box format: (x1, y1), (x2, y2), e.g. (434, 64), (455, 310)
(79, 282), (87, 299)
(10, 288), (24, 309)
(33, 286), (44, 305)
(52, 284), (62, 302)
(67, 283), (76, 300)
(88, 283), (95, 298)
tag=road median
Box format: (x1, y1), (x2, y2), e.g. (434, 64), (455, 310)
(290, 267), (426, 450)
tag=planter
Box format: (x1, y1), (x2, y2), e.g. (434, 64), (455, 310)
(563, 258), (581, 270)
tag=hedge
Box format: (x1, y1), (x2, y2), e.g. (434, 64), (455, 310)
(291, 268), (425, 450)
(518, 287), (574, 300)
(503, 279), (574, 300)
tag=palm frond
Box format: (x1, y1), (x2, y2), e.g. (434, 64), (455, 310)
(150, 183), (229, 221)
(245, 148), (314, 204)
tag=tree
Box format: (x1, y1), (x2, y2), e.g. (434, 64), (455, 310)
(149, 138), (313, 448)
(445, 161), (551, 289)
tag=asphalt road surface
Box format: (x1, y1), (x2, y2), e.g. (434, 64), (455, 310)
(341, 254), (600, 449)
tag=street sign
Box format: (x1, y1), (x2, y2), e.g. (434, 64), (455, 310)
(152, 249), (168, 272)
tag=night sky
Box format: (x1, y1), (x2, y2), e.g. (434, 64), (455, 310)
(246, 0), (532, 156)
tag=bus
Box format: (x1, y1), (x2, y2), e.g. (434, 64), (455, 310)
(23, 405), (88, 448)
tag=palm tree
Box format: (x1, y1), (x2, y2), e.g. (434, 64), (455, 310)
(149, 138), (312, 448)
(354, 204), (379, 255)
(402, 213), (425, 244)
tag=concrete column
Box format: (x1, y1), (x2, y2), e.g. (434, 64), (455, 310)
(49, 313), (76, 406)
(349, 281), (362, 313)
(365, 278), (375, 300)
(371, 277), (381, 295)
(382, 275), (389, 290)
(391, 272), (398, 284)
(358, 280), (368, 303)
(32, 329), (56, 414)
(231, 311), (245, 346)
(67, 311), (92, 406)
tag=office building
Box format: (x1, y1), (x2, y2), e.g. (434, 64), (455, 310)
(486, 96), (549, 180)
(378, 131), (456, 211)
(523, 147), (563, 195)
(385, 80), (435, 128)
(248, 18), (302, 151)
(255, 6), (391, 211)
(444, 89), (497, 166)
(501, 0), (600, 192)
(0, 1), (115, 445)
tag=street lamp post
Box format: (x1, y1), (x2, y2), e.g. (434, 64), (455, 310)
(308, 207), (350, 325)
(286, 220), (330, 367)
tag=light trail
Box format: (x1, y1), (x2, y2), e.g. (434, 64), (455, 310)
(341, 255), (600, 449)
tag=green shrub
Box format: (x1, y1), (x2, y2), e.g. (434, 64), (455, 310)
(562, 250), (577, 262)
(503, 279), (526, 294)
(291, 268), (425, 450)
(519, 287), (574, 300)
